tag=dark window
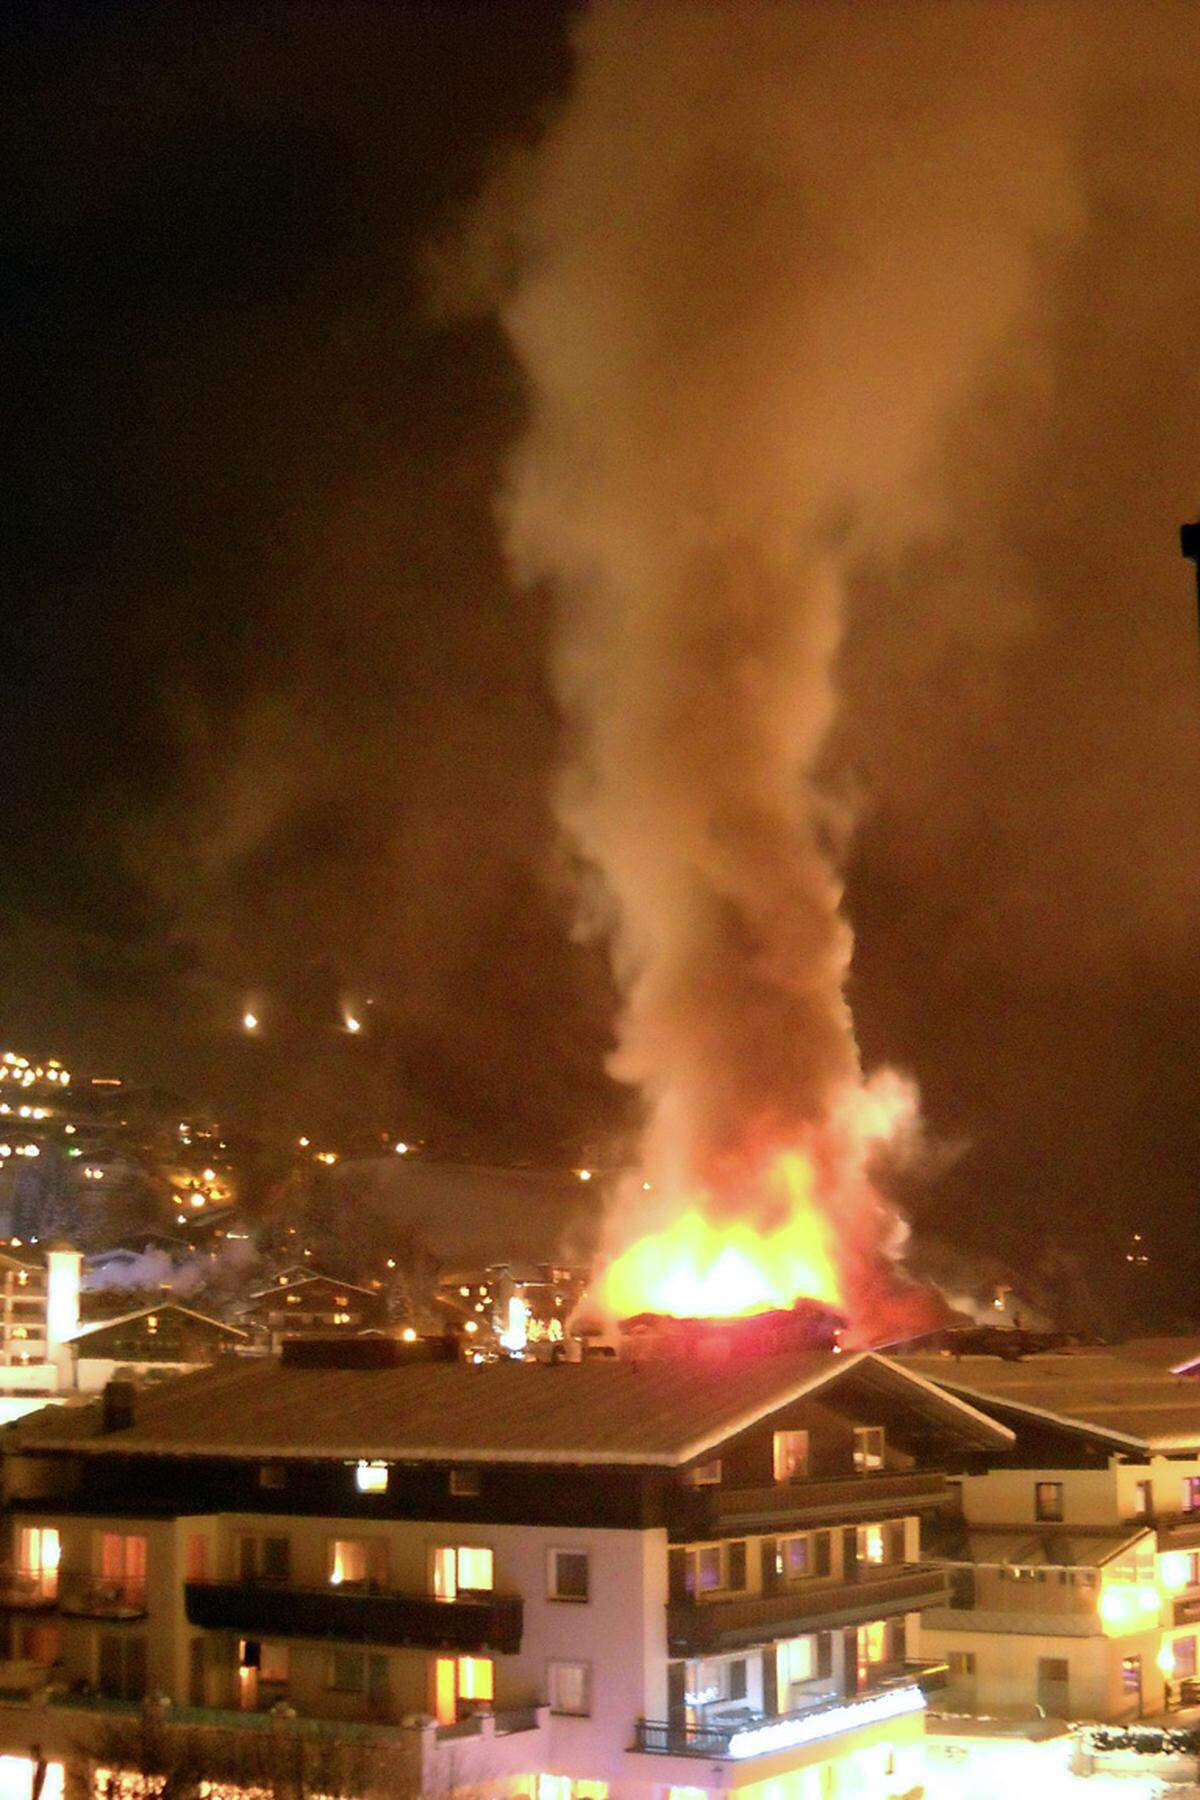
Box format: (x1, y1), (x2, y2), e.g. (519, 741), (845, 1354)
(98, 1632), (147, 1701)
(727, 1659), (747, 1702)
(548, 1549), (590, 1602)
(262, 1537), (291, 1584)
(1035, 1482), (1063, 1522)
(949, 1568), (976, 1610)
(450, 1467), (480, 1498)
(726, 1542), (747, 1591)
(813, 1531), (831, 1577)
(258, 1464), (286, 1491)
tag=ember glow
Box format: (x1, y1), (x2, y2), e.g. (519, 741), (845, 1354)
(497, 3), (1079, 1339)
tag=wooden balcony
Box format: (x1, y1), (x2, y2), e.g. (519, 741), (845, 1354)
(673, 1471), (947, 1538)
(184, 1581), (523, 1654)
(667, 1564), (948, 1654)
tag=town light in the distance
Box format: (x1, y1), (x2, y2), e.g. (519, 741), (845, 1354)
(242, 1011), (258, 1033)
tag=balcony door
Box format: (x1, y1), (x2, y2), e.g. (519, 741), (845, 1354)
(17, 1527), (59, 1600)
(95, 1533), (145, 1602)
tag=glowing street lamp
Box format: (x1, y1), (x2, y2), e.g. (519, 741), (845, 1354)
(242, 1011), (259, 1033)
(344, 1014), (361, 1035)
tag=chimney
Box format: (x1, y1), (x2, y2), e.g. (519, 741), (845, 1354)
(102, 1379), (136, 1432)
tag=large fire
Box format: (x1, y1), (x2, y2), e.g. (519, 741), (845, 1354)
(595, 1075), (946, 1344)
(600, 1151), (840, 1320)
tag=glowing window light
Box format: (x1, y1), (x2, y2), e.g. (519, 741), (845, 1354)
(355, 1461), (389, 1494)
(464, 1320), (478, 1335)
(0, 1757), (64, 1800)
(1160, 1551), (1194, 1593)
(1099, 1582), (1160, 1629)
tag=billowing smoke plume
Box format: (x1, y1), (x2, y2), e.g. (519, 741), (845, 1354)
(498, 2), (1085, 1336)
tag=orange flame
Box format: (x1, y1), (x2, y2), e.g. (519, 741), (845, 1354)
(594, 1074), (948, 1342)
(600, 1149), (841, 1320)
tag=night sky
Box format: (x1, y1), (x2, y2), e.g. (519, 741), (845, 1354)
(8, 2), (1200, 1321)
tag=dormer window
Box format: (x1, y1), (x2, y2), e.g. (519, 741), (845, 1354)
(773, 1431), (809, 1483)
(853, 1427), (885, 1473)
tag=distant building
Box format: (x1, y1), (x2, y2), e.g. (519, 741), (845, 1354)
(66, 1302), (249, 1390)
(241, 1273), (387, 1351)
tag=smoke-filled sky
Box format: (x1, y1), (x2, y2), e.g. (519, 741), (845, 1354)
(9, 1), (1200, 1318)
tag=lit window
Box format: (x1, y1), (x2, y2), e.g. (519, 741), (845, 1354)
(1184, 1477), (1200, 1516)
(773, 1430), (809, 1483)
(18, 1527), (59, 1598)
(537, 1779), (571, 1800)
(858, 1525), (885, 1566)
(329, 1539), (387, 1588)
(853, 1426), (885, 1473)
(259, 1641), (289, 1684)
(457, 1654), (492, 1700)
(548, 1659), (591, 1716)
(548, 1548), (590, 1602)
(355, 1461), (389, 1494)
(432, 1546), (494, 1599)
(776, 1635), (816, 1711)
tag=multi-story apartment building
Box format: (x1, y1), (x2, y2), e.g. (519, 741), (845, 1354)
(902, 1348), (1200, 1722)
(0, 1339), (1012, 1800)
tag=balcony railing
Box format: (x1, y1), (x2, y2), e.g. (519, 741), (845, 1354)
(683, 1471), (947, 1532)
(0, 1567), (58, 1610)
(668, 1564), (948, 1654)
(184, 1581), (523, 1654)
(58, 1574), (147, 1619)
(633, 1678), (927, 1760)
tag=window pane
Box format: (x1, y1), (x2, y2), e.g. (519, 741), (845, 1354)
(696, 1547), (721, 1593)
(456, 1547), (493, 1592)
(783, 1537), (808, 1579)
(726, 1542), (746, 1590)
(458, 1655), (493, 1700)
(550, 1549), (589, 1601)
(432, 1547), (457, 1602)
(434, 1656), (456, 1725)
(330, 1541), (366, 1586)
(773, 1432), (809, 1482)
(549, 1661), (589, 1714)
